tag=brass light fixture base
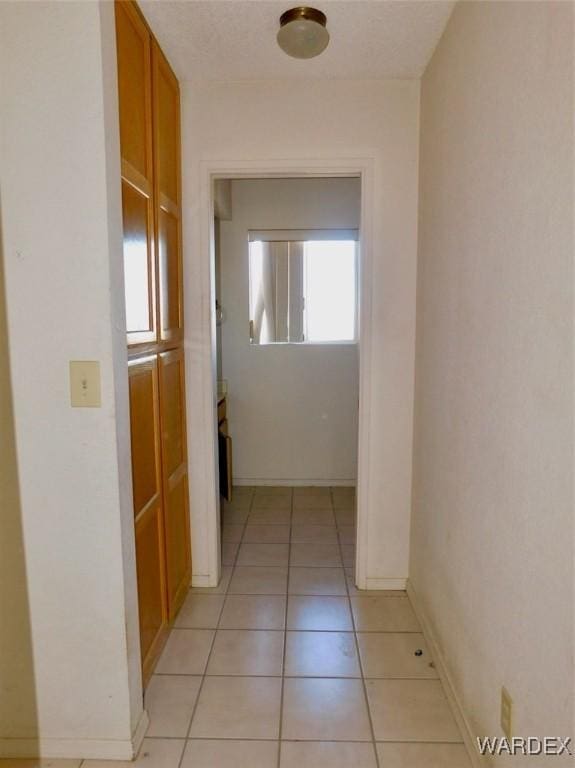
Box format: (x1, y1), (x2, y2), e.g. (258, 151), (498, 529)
(279, 7), (327, 29)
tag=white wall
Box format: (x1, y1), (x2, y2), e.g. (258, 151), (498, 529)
(410, 1), (574, 760)
(181, 79), (420, 587)
(219, 178), (360, 485)
(0, 2), (144, 759)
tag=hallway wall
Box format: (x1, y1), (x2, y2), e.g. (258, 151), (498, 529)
(0, 2), (143, 758)
(219, 178), (360, 485)
(0, 205), (38, 749)
(181, 79), (420, 588)
(410, 0), (574, 755)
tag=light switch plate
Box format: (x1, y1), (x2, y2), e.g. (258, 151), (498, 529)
(70, 361), (101, 408)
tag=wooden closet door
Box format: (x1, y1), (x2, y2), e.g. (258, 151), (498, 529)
(159, 348), (191, 618)
(152, 42), (183, 345)
(115, 1), (157, 347)
(128, 357), (168, 682)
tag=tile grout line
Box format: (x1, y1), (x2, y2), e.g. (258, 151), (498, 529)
(176, 486), (255, 766)
(276, 486), (293, 768)
(333, 485), (382, 768)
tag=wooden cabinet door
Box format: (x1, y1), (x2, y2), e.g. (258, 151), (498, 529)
(159, 348), (191, 618)
(128, 356), (168, 682)
(115, 1), (157, 347)
(152, 42), (183, 345)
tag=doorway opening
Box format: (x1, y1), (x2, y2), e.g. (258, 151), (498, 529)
(210, 173), (366, 588)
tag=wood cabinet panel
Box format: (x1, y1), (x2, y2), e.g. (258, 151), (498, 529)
(159, 349), (191, 618)
(158, 207), (182, 338)
(116, 1), (156, 347)
(154, 48), (180, 205)
(115, 1), (151, 179)
(128, 357), (168, 682)
(164, 471), (190, 616)
(135, 498), (165, 673)
(129, 357), (160, 513)
(121, 181), (155, 340)
(117, 0), (191, 682)
(153, 42), (183, 344)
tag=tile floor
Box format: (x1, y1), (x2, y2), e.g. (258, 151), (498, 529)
(2, 486), (472, 768)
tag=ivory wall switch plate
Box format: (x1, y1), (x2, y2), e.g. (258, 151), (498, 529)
(70, 361), (101, 407)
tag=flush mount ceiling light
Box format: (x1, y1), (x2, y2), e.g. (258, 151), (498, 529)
(277, 7), (330, 59)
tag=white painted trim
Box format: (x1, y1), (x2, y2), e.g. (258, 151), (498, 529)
(131, 709), (150, 758)
(0, 711), (150, 761)
(191, 573), (215, 587)
(197, 157), (376, 591)
(407, 580), (486, 768)
(233, 478), (356, 487)
(365, 577), (407, 590)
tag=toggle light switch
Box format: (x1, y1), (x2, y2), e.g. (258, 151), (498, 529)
(70, 361), (101, 408)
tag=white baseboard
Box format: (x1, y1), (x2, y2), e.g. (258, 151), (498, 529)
(363, 577), (407, 590)
(233, 478), (356, 487)
(0, 711), (149, 761)
(131, 709), (149, 757)
(407, 580), (487, 768)
(191, 573), (217, 587)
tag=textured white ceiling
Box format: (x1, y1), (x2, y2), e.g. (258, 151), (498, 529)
(138, 0), (455, 81)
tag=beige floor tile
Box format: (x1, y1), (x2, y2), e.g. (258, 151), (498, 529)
(221, 539), (240, 565)
(220, 594), (286, 629)
(282, 678), (372, 741)
(293, 496), (334, 510)
(190, 566), (232, 594)
(290, 542), (342, 568)
(331, 485), (355, 496)
(366, 679), (462, 742)
(376, 742), (472, 767)
(237, 542), (289, 566)
(206, 629), (284, 676)
(243, 524), (290, 543)
(224, 495), (252, 511)
(285, 631), (360, 677)
(280, 741), (377, 768)
(291, 525), (338, 544)
(336, 509), (356, 527)
(341, 545), (355, 568)
(190, 676), (282, 739)
(83, 739), (184, 768)
(222, 507), (249, 525)
(183, 740), (278, 768)
(156, 629), (214, 674)
(289, 567), (347, 596)
(338, 526), (356, 545)
(249, 508), (291, 525)
(175, 594), (225, 629)
(232, 485), (254, 497)
(145, 674), (201, 736)
(293, 486), (332, 497)
(331, 489), (356, 510)
(357, 633), (438, 679)
(252, 495), (291, 510)
(229, 566), (288, 595)
(332, 499), (355, 511)
(254, 486), (292, 497)
(287, 596), (353, 631)
(350, 596), (420, 631)
(0, 762), (82, 768)
(292, 509), (335, 526)
(222, 524), (244, 542)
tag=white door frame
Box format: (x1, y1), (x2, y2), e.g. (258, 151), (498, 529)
(196, 157), (376, 590)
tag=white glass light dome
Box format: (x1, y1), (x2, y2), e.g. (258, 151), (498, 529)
(277, 7), (330, 60)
